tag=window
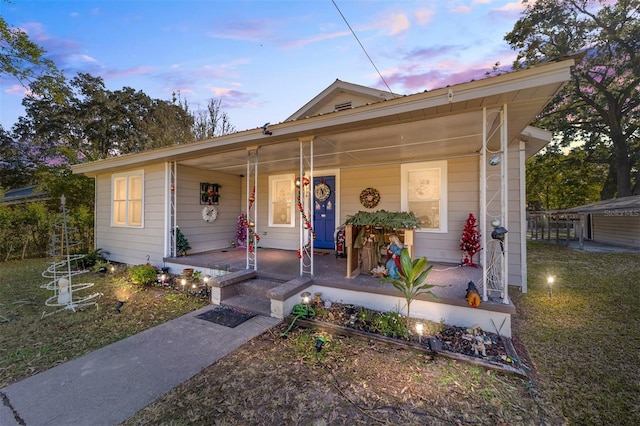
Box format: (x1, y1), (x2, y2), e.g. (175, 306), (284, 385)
(269, 174), (295, 227)
(112, 171), (143, 227)
(401, 161), (447, 232)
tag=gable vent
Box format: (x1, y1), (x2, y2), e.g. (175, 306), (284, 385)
(334, 101), (352, 111)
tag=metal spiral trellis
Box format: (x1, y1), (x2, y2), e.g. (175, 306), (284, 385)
(41, 195), (101, 317)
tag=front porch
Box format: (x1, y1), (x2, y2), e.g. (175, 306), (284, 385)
(164, 247), (516, 336)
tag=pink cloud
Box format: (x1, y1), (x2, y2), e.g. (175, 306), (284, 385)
(414, 9), (435, 25)
(103, 66), (155, 80)
(387, 13), (411, 35)
(452, 6), (472, 13)
(4, 85), (29, 96)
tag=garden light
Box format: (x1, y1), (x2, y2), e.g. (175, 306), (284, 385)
(315, 337), (326, 352)
(115, 301), (125, 313)
(547, 275), (555, 298)
(416, 322), (424, 343)
(110, 265), (115, 272)
(300, 291), (311, 305)
(181, 278), (186, 287)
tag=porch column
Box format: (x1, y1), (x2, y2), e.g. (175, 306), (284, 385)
(480, 105), (509, 304)
(167, 161), (177, 257)
(299, 137), (314, 276)
(501, 105), (509, 305)
(246, 147), (259, 270)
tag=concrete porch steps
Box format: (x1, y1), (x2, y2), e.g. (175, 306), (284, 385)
(220, 277), (284, 316)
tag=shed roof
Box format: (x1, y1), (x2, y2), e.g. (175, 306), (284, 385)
(559, 195), (640, 214)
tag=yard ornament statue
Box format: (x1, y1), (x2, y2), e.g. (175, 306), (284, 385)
(465, 281), (481, 308)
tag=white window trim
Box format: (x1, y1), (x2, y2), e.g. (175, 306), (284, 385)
(268, 173), (295, 228)
(111, 170), (144, 228)
(401, 161), (448, 233)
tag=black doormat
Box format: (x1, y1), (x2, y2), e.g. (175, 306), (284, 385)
(196, 306), (256, 328)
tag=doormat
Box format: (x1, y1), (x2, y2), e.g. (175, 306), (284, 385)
(196, 306), (256, 328)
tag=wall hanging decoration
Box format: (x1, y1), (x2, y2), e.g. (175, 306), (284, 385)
(202, 205), (218, 223)
(200, 182), (220, 205)
(359, 187), (380, 208)
(314, 179), (331, 201)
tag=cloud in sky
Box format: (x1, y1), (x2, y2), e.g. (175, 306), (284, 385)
(0, 1), (529, 131)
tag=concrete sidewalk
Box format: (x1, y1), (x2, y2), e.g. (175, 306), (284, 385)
(0, 306), (281, 426)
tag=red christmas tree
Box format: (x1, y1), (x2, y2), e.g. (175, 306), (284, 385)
(460, 213), (481, 267)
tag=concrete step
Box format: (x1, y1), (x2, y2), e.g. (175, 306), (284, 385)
(236, 278), (283, 298)
(222, 295), (271, 316)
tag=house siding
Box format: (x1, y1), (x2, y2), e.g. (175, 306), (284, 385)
(176, 165), (243, 254)
(95, 164), (166, 265)
(592, 214), (640, 247)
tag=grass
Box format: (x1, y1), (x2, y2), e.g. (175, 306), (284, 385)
(0, 258), (208, 388)
(511, 241), (640, 425)
(2, 242), (639, 425)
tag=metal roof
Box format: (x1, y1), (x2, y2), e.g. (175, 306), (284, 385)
(559, 195), (640, 214)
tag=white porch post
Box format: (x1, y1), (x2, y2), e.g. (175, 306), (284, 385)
(299, 137), (314, 276)
(246, 147), (259, 271)
(519, 139), (527, 293)
(167, 161), (177, 257)
(480, 108), (488, 302)
(501, 105), (509, 305)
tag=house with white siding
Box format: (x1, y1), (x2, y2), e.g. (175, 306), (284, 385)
(72, 57), (577, 337)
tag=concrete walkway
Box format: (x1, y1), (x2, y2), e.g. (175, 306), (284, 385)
(0, 306), (281, 426)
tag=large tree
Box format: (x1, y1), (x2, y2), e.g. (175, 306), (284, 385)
(14, 73), (194, 163)
(180, 96), (236, 140)
(526, 144), (607, 210)
(506, 0), (640, 198)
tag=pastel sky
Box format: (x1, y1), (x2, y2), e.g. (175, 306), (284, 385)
(1, 0), (527, 133)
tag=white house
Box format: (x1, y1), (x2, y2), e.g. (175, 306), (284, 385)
(72, 57), (577, 336)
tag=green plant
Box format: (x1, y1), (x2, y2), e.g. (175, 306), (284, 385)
(344, 210), (421, 229)
(381, 249), (439, 322)
(192, 270), (202, 279)
(129, 264), (157, 286)
(173, 227), (191, 256)
(373, 310), (408, 338)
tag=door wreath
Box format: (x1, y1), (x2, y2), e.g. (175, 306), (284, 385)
(359, 187), (380, 208)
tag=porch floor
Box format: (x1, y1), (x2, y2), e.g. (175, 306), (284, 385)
(165, 247), (515, 314)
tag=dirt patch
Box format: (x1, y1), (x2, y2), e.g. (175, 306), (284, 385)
(126, 313), (563, 425)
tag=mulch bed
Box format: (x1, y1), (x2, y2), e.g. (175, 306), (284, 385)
(295, 302), (528, 376)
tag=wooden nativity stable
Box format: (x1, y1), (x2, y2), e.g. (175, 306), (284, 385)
(72, 57), (578, 337)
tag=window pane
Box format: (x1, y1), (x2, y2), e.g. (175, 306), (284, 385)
(114, 178), (127, 200)
(408, 169), (440, 201)
(409, 200), (440, 228)
(114, 201), (126, 225)
(129, 201), (142, 226)
(129, 176), (142, 200)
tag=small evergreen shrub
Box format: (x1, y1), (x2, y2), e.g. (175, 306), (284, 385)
(129, 264), (157, 286)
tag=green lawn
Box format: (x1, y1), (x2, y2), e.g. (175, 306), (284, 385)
(2, 243), (639, 425)
(511, 241), (640, 425)
(0, 258), (207, 388)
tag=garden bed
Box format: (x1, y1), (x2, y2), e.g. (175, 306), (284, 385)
(292, 302), (527, 376)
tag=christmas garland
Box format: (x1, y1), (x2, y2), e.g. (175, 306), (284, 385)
(360, 187), (381, 208)
(243, 186), (260, 253)
(296, 177), (316, 258)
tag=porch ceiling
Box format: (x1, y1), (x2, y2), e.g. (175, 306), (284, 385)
(179, 85), (548, 176)
(71, 58), (575, 178)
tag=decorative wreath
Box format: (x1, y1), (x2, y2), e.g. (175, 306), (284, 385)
(359, 187), (381, 208)
(202, 205), (218, 223)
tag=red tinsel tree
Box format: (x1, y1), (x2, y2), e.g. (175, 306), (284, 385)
(460, 213), (481, 267)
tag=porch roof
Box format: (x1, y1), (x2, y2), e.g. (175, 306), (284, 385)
(72, 58), (575, 178)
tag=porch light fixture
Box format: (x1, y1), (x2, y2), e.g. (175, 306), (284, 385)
(547, 276), (555, 298)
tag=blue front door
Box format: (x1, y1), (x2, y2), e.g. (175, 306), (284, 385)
(313, 176), (336, 249)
